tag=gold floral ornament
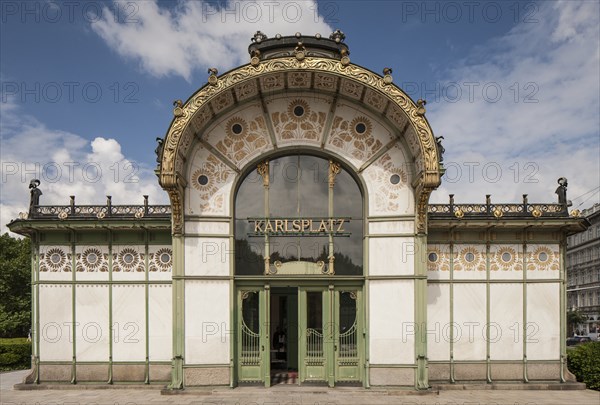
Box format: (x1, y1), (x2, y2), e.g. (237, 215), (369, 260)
(287, 99), (310, 122)
(78, 248), (108, 272)
(115, 248), (142, 272)
(42, 248), (69, 272)
(493, 207), (503, 218)
(416, 99), (427, 116)
(96, 211), (106, 219)
(531, 208), (542, 218)
(382, 67), (393, 85)
(570, 209), (581, 217)
(225, 117), (247, 138)
(454, 208), (464, 219)
(58, 210), (68, 220)
(208, 68), (219, 86)
(150, 248), (173, 272)
(173, 100), (183, 117)
(350, 116), (373, 140)
(294, 42), (306, 61)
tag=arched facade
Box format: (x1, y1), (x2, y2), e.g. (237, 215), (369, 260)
(7, 31), (588, 391)
(157, 34), (441, 389)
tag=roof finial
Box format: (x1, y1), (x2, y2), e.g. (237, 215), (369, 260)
(329, 29), (345, 43)
(251, 31), (268, 43)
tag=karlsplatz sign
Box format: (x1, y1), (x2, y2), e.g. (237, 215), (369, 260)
(248, 218), (350, 237)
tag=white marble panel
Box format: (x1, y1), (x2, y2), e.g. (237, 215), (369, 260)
(427, 283), (450, 360)
(185, 221), (230, 235)
(75, 245), (109, 281)
(112, 285), (146, 361)
(526, 244), (560, 280)
(369, 237), (415, 276)
(112, 245), (146, 281)
(368, 220), (414, 235)
(39, 245), (72, 281)
(369, 280), (414, 364)
(363, 144), (414, 217)
(264, 93), (332, 147)
(39, 285), (72, 361)
(526, 283), (560, 360)
(427, 244), (451, 280)
(452, 244), (487, 280)
(489, 283), (523, 360)
(185, 143), (236, 217)
(490, 244), (524, 280)
(185, 280), (230, 364)
(148, 245), (173, 281)
(326, 102), (396, 169)
(75, 285), (109, 361)
(149, 285), (172, 361)
(453, 284), (487, 361)
(202, 102), (272, 169)
(185, 237), (230, 277)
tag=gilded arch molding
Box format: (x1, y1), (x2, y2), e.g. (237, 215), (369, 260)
(158, 57), (442, 235)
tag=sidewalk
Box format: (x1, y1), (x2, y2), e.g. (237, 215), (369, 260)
(2, 370), (599, 405)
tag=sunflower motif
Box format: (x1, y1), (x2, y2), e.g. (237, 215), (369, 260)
(457, 246), (484, 271)
(116, 248), (140, 272)
(151, 248), (172, 272)
(79, 248), (104, 272)
(287, 99), (310, 121)
(495, 246), (517, 270)
(531, 246), (556, 270)
(427, 248), (440, 272)
(388, 168), (407, 189)
(350, 116), (373, 140)
(225, 117), (247, 138)
(43, 248), (67, 272)
(191, 169), (212, 192)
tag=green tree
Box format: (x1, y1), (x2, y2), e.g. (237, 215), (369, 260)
(0, 233), (31, 337)
(567, 309), (587, 336)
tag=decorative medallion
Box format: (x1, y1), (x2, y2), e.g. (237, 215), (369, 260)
(150, 247), (173, 272)
(76, 248), (109, 272)
(114, 248), (144, 272)
(40, 247), (71, 272)
(225, 117), (247, 138)
(454, 246), (485, 271)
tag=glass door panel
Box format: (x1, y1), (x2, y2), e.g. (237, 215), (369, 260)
(335, 290), (362, 382)
(237, 288), (270, 385)
(299, 288), (330, 384)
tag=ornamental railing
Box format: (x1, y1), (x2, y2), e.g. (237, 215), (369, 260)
(27, 195), (171, 220)
(428, 194), (569, 219)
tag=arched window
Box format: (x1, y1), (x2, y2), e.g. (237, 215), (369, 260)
(235, 155), (363, 275)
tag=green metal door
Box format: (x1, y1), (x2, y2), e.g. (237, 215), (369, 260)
(334, 289), (362, 383)
(237, 288), (270, 386)
(298, 287), (332, 385)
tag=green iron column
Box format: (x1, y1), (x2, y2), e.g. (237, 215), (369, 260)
(415, 233), (428, 389)
(168, 234), (185, 389)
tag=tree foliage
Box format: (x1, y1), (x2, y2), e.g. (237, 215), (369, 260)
(568, 341), (600, 390)
(567, 309), (588, 336)
(0, 233), (31, 337)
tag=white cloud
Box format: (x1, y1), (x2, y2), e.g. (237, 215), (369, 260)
(90, 0), (333, 81)
(427, 1), (600, 208)
(0, 99), (168, 235)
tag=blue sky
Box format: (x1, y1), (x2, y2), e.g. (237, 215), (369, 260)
(1, 1), (599, 231)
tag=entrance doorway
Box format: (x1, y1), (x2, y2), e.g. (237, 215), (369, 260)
(270, 287), (298, 385)
(236, 285), (363, 387)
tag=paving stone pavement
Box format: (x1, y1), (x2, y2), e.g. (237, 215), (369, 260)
(2, 370), (599, 405)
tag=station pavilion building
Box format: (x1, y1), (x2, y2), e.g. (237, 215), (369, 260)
(7, 31), (588, 390)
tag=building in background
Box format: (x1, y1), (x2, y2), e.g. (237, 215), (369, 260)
(567, 203), (600, 337)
